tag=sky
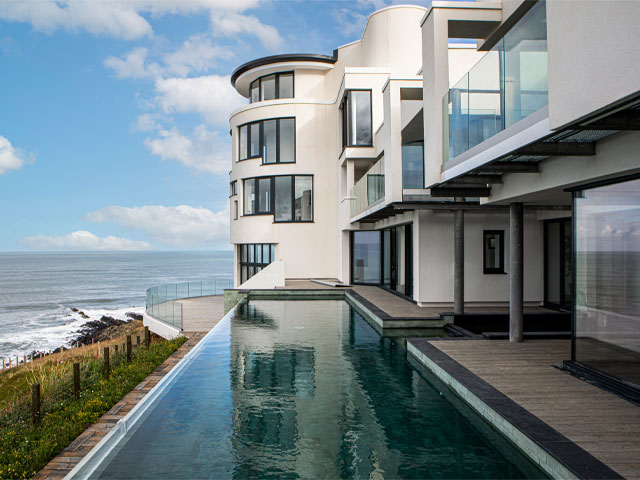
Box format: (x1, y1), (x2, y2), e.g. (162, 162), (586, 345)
(0, 0), (434, 252)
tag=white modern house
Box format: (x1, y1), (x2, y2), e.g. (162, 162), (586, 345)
(229, 1), (640, 395)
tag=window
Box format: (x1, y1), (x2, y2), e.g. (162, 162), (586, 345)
(239, 243), (275, 283)
(233, 200), (238, 220)
(242, 175), (313, 222)
(483, 230), (505, 274)
(230, 180), (237, 196)
(239, 118), (295, 163)
(249, 72), (294, 103)
(341, 90), (372, 148)
(402, 141), (424, 189)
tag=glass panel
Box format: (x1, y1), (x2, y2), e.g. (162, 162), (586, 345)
(263, 120), (277, 164)
(239, 125), (248, 160)
(468, 50), (502, 150)
(279, 73), (294, 98)
(249, 266), (255, 278)
(279, 118), (295, 163)
(263, 244), (270, 264)
(250, 123), (260, 157)
(447, 74), (469, 160)
(270, 244), (275, 262)
(503, 0), (548, 128)
(546, 222), (561, 305)
(294, 176), (313, 221)
(244, 179), (255, 215)
(402, 142), (424, 189)
(352, 231), (381, 284)
(367, 174), (384, 205)
(256, 244), (262, 263)
(383, 229), (391, 286)
(241, 266), (247, 284)
(250, 80), (260, 103)
(575, 178), (640, 386)
(261, 74), (276, 101)
(563, 220), (573, 307)
(249, 244), (254, 263)
(258, 177), (271, 213)
(242, 244), (248, 262)
(351, 91), (372, 145)
(275, 176), (292, 222)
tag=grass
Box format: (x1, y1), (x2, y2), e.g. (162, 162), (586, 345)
(0, 336), (187, 479)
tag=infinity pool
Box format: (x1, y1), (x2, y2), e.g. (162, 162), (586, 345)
(89, 300), (544, 479)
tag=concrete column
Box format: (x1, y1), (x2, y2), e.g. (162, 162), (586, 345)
(509, 202), (524, 342)
(453, 202), (464, 315)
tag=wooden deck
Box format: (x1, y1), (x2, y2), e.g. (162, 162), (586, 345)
(426, 339), (640, 479)
(177, 295), (225, 332)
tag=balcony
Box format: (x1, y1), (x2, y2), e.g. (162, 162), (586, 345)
(350, 157), (385, 218)
(442, 0), (548, 164)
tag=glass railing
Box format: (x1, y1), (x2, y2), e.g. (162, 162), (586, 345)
(145, 278), (233, 330)
(443, 0), (548, 163)
(350, 157), (385, 217)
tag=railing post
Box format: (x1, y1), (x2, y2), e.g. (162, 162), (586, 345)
(73, 363), (80, 399)
(103, 347), (110, 378)
(126, 335), (132, 362)
(32, 383), (41, 425)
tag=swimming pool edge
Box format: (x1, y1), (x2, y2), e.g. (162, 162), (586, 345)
(63, 301), (243, 480)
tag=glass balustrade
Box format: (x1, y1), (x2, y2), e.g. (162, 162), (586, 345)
(350, 157), (385, 217)
(145, 278), (234, 330)
(443, 0), (548, 163)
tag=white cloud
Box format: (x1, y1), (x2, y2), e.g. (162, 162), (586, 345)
(21, 230), (152, 251)
(211, 12), (284, 50)
(104, 47), (161, 79)
(163, 35), (233, 77)
(0, 0), (260, 40)
(0, 135), (33, 175)
(154, 74), (244, 125)
(86, 205), (229, 248)
(105, 37), (232, 79)
(144, 124), (229, 174)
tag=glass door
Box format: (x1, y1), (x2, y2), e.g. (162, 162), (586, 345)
(544, 218), (572, 310)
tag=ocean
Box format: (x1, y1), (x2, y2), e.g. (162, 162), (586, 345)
(0, 251), (233, 360)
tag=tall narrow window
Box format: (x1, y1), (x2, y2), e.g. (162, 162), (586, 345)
(233, 200), (238, 220)
(341, 90), (372, 148)
(257, 177), (272, 213)
(239, 125), (248, 160)
(263, 120), (277, 164)
(275, 176), (292, 221)
(402, 141), (424, 189)
(279, 73), (294, 98)
(294, 176), (313, 222)
(250, 123), (260, 157)
(483, 230), (505, 274)
(250, 79), (260, 103)
(244, 178), (255, 215)
(279, 118), (295, 163)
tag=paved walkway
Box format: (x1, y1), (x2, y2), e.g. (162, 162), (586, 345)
(426, 339), (640, 479)
(177, 295), (225, 332)
(34, 333), (207, 480)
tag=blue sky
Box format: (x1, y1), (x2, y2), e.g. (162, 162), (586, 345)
(0, 0), (429, 251)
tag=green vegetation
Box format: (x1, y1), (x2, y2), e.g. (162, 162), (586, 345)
(0, 336), (187, 479)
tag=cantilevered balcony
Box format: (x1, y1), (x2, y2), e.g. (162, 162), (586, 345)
(350, 157), (384, 218)
(442, 0), (548, 165)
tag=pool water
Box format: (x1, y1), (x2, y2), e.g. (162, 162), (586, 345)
(91, 300), (545, 479)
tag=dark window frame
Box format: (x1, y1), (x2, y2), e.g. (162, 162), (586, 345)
(238, 117), (296, 164)
(230, 180), (237, 197)
(249, 71), (295, 104)
(340, 89), (373, 150)
(239, 243), (275, 283)
(241, 174), (314, 223)
(483, 230), (505, 274)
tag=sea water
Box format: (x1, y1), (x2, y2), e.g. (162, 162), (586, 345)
(0, 251), (233, 359)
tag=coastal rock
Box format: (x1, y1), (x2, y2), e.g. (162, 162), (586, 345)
(126, 312), (143, 321)
(78, 311), (90, 319)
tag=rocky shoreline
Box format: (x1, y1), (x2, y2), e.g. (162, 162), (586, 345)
(31, 311), (144, 359)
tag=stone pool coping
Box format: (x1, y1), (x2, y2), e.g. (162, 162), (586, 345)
(407, 338), (623, 480)
(33, 332), (207, 480)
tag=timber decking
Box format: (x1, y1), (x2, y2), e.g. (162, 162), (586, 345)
(177, 295), (225, 332)
(423, 339), (640, 479)
(34, 333), (207, 480)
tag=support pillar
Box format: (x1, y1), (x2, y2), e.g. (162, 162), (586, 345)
(453, 200), (464, 315)
(509, 202), (524, 342)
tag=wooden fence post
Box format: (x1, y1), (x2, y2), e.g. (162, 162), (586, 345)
(144, 327), (150, 349)
(32, 383), (41, 425)
(126, 335), (132, 362)
(73, 363), (80, 399)
(136, 335), (140, 347)
(103, 347), (110, 379)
